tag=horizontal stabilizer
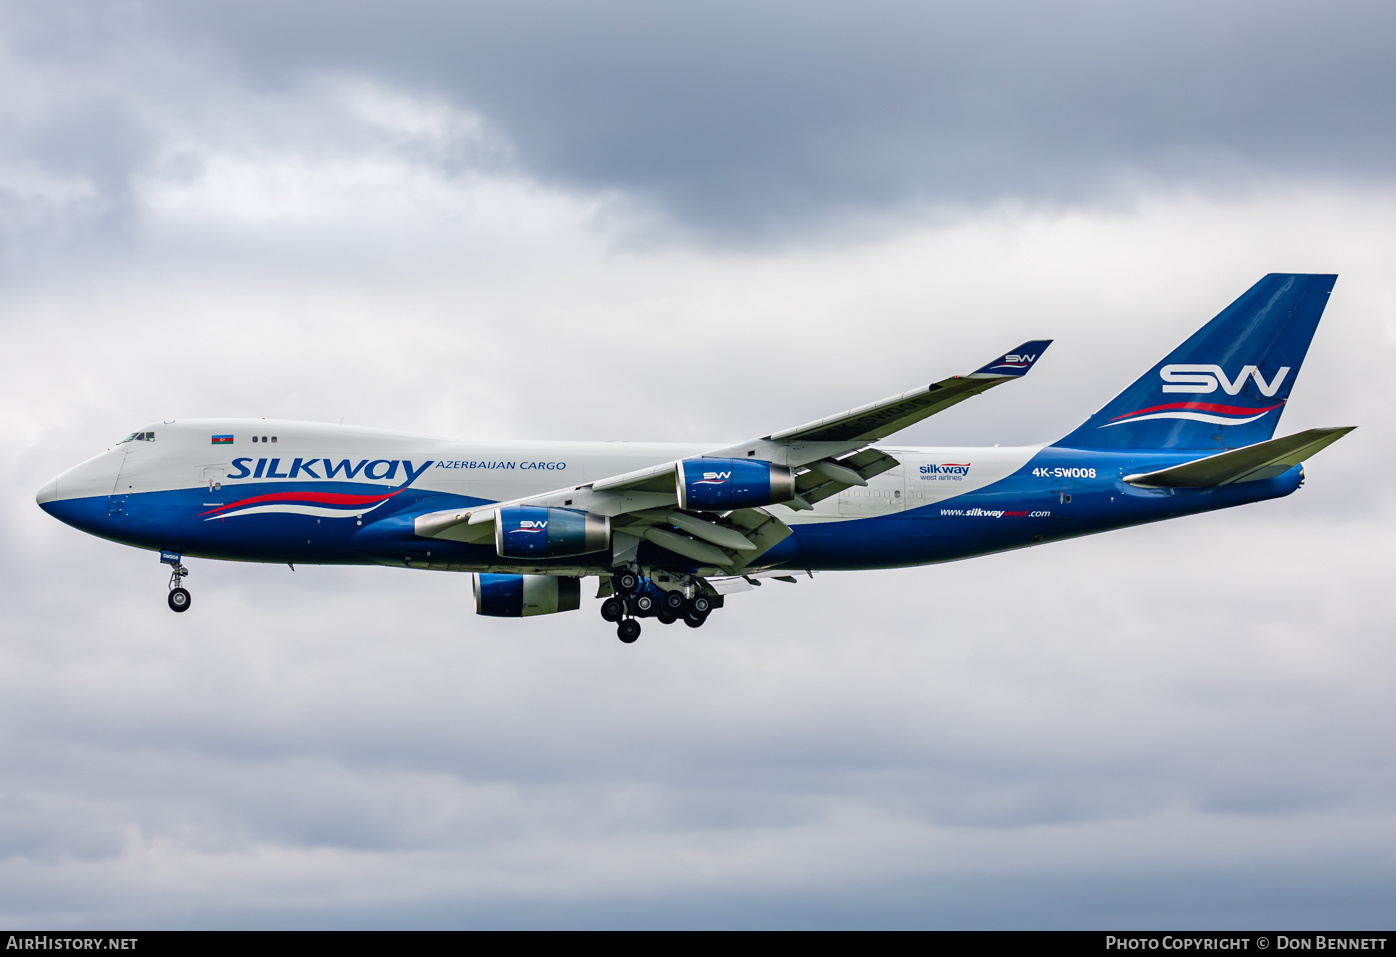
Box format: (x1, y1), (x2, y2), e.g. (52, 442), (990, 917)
(1122, 427), (1355, 488)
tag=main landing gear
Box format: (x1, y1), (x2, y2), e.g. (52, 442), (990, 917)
(162, 550), (191, 613)
(601, 570), (717, 642)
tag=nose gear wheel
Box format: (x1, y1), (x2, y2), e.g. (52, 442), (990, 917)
(165, 562), (191, 613)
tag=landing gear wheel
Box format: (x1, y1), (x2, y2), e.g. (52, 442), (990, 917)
(656, 608), (677, 625)
(661, 591), (686, 614)
(600, 597), (625, 622)
(632, 593), (655, 614)
(617, 619), (641, 643)
(689, 594), (712, 616)
(683, 611), (707, 628)
(614, 571), (641, 595)
(167, 587), (191, 613)
(164, 562), (191, 612)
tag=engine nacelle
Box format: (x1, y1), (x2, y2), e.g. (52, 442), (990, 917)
(473, 574), (582, 617)
(676, 457), (795, 510)
(495, 506), (610, 559)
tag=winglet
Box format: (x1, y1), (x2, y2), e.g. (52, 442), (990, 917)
(971, 340), (1053, 378)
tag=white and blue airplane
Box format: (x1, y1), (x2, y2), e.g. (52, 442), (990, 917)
(37, 274), (1353, 642)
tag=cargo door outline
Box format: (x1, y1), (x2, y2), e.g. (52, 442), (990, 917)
(105, 448), (134, 520)
(838, 467), (906, 516)
(200, 466), (227, 507)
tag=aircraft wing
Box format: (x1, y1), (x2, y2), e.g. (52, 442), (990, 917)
(708, 339), (1053, 457)
(415, 340), (1052, 572)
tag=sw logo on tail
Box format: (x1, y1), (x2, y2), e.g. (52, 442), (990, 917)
(1160, 364), (1291, 396)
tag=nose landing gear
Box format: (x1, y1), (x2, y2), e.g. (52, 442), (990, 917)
(161, 549), (191, 613)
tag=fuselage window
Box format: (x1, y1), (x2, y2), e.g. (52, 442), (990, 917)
(252, 436), (258, 443)
(271, 436), (277, 443)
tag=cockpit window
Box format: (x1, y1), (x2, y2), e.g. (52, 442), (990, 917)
(118, 431), (156, 444)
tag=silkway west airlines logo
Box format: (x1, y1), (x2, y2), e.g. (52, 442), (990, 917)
(920, 462), (971, 479)
(515, 520), (548, 533)
(1103, 364), (1290, 429)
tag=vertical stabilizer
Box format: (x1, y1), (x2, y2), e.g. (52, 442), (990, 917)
(1055, 274), (1336, 451)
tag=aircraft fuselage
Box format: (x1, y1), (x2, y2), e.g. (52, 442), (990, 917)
(37, 417), (1299, 575)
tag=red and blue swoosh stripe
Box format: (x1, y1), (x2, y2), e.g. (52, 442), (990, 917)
(1101, 401), (1283, 429)
(200, 489), (405, 521)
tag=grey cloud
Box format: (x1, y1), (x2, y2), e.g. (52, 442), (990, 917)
(3, 2), (1396, 248)
(136, 0), (1396, 237)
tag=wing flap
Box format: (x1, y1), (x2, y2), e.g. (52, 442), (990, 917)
(723, 508), (795, 573)
(641, 527), (732, 566)
(792, 449), (901, 507)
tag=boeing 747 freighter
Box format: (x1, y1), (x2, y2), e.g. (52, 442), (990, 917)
(37, 274), (1353, 642)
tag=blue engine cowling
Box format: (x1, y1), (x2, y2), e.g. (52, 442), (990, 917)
(676, 457), (795, 510)
(495, 506), (610, 559)
(473, 574), (582, 617)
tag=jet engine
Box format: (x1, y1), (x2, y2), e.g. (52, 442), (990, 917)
(676, 457), (795, 510)
(473, 573), (582, 617)
(495, 506), (610, 559)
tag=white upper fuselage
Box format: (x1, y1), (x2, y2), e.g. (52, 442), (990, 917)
(38, 418), (1043, 526)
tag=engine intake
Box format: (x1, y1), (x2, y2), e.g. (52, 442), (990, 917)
(473, 574), (582, 617)
(495, 506), (610, 559)
(677, 457), (795, 510)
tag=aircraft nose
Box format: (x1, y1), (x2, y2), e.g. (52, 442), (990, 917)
(35, 448), (125, 530)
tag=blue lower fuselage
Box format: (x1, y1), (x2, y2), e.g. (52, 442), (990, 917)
(40, 443), (1302, 574)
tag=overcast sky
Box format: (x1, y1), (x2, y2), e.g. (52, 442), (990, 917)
(1, 0), (1393, 929)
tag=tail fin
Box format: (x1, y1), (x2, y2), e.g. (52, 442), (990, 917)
(1055, 274), (1336, 450)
